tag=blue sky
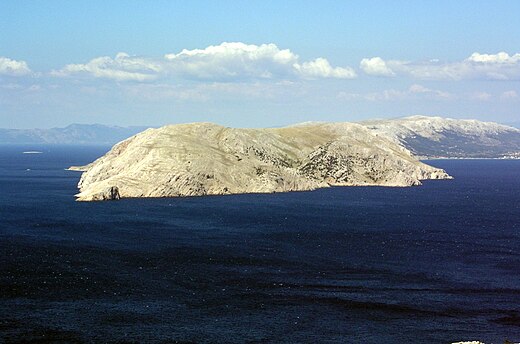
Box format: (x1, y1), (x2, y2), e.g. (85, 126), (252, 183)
(1, 0), (519, 128)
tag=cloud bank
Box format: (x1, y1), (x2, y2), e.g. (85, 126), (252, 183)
(53, 42), (356, 82)
(360, 52), (520, 80)
(12, 46), (518, 84)
(338, 84), (453, 102)
(4, 48), (520, 83)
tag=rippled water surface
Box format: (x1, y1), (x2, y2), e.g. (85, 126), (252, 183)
(1, 145), (519, 343)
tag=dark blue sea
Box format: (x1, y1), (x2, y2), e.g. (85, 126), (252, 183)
(0, 145), (519, 344)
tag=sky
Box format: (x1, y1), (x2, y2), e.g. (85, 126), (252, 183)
(1, 0), (519, 129)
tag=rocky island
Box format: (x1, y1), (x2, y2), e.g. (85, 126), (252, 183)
(70, 121), (451, 201)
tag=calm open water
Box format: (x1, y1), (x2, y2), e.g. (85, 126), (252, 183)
(0, 145), (519, 343)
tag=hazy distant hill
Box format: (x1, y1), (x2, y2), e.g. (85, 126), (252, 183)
(504, 121), (520, 129)
(360, 116), (520, 158)
(0, 124), (150, 145)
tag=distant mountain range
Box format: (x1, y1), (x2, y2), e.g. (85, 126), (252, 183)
(360, 116), (520, 159)
(504, 121), (520, 129)
(0, 124), (149, 145)
(1, 116), (520, 158)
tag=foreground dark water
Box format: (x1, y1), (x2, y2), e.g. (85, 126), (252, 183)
(0, 145), (519, 343)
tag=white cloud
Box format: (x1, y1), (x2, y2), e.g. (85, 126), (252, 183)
(122, 83), (210, 101)
(121, 80), (307, 102)
(360, 52), (520, 80)
(294, 57), (357, 79)
(396, 60), (471, 80)
(338, 89), (405, 101)
(359, 57), (395, 77)
(53, 42), (356, 82)
(408, 84), (452, 98)
(338, 84), (452, 101)
(52, 52), (161, 81)
(165, 42), (356, 80)
(0, 57), (32, 76)
(471, 91), (492, 101)
(164, 42), (298, 79)
(467, 52), (520, 64)
(500, 90), (518, 100)
(0, 82), (43, 92)
(408, 84), (430, 93)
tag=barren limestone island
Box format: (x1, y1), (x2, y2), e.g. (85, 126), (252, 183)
(70, 120), (453, 201)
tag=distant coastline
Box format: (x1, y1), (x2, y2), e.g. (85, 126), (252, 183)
(421, 156), (520, 160)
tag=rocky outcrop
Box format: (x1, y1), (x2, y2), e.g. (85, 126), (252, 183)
(85, 186), (121, 201)
(72, 122), (452, 201)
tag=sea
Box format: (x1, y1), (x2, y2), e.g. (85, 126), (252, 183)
(0, 145), (519, 344)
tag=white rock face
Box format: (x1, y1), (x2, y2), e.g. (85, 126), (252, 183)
(72, 122), (451, 201)
(360, 115), (520, 158)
